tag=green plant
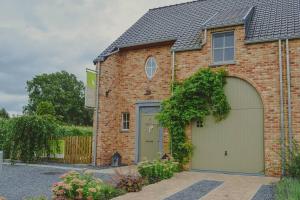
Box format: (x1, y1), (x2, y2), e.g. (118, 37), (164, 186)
(112, 168), (145, 192)
(276, 178), (300, 200)
(286, 141), (300, 179)
(9, 115), (59, 162)
(138, 159), (179, 184)
(57, 125), (93, 137)
(0, 108), (9, 119)
(36, 101), (55, 116)
(52, 171), (124, 200)
(157, 68), (230, 165)
(0, 118), (13, 158)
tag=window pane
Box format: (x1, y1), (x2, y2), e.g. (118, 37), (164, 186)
(122, 113), (129, 130)
(214, 49), (223, 62)
(145, 57), (157, 79)
(146, 66), (152, 78)
(213, 34), (224, 48)
(224, 47), (234, 61)
(225, 32), (234, 47)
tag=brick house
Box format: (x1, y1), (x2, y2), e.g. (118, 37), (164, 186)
(93, 0), (300, 176)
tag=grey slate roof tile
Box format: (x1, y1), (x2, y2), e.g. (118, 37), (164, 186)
(94, 0), (300, 63)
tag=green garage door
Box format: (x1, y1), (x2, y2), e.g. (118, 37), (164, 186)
(192, 77), (264, 174)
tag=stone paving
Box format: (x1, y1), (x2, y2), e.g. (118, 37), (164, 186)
(114, 171), (279, 200)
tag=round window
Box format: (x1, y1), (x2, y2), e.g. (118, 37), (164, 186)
(145, 57), (157, 80)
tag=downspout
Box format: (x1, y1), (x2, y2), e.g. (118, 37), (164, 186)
(171, 50), (176, 93)
(170, 50), (176, 157)
(92, 61), (101, 166)
(279, 39), (285, 175)
(286, 39), (293, 155)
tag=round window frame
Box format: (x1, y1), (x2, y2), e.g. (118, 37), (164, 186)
(144, 56), (158, 80)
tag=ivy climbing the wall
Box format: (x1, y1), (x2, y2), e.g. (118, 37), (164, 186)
(157, 68), (231, 165)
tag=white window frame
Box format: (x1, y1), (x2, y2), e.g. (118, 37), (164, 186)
(145, 57), (158, 80)
(121, 112), (130, 131)
(212, 31), (235, 65)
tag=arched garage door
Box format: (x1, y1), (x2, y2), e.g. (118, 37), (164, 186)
(191, 77), (264, 174)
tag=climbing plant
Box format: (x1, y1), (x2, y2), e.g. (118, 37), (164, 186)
(157, 68), (231, 165)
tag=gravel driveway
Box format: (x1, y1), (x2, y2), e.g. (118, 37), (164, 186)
(0, 164), (112, 200)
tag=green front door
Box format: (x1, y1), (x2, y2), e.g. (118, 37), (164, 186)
(139, 107), (161, 161)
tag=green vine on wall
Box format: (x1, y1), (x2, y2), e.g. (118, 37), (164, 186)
(157, 68), (231, 165)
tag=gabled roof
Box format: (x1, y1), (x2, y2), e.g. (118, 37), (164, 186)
(94, 0), (300, 63)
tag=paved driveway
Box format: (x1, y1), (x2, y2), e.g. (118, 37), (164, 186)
(114, 172), (279, 200)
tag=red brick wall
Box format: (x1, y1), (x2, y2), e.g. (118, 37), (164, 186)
(95, 25), (300, 176)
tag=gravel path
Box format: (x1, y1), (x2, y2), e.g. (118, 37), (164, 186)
(0, 164), (112, 200)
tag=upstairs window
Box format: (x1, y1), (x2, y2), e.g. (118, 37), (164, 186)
(122, 112), (130, 131)
(145, 57), (157, 80)
(212, 32), (235, 64)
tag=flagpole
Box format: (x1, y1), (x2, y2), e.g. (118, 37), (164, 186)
(93, 63), (100, 166)
(86, 67), (98, 166)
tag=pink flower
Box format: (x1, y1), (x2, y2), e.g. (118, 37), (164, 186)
(88, 188), (97, 193)
(63, 184), (71, 190)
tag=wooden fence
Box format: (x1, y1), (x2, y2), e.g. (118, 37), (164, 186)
(63, 136), (92, 164)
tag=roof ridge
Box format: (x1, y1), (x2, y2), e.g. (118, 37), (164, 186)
(149, 0), (207, 11)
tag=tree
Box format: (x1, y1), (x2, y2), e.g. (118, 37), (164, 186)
(36, 101), (56, 116)
(0, 107), (9, 119)
(24, 71), (93, 125)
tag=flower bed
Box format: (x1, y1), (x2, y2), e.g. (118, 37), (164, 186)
(52, 171), (124, 200)
(137, 159), (179, 184)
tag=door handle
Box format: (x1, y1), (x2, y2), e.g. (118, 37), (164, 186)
(224, 150), (228, 156)
(145, 140), (154, 143)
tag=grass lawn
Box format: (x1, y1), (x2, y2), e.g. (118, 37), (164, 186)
(275, 178), (300, 200)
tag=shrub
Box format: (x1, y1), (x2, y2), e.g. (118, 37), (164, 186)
(276, 178), (300, 200)
(57, 125), (92, 137)
(0, 119), (13, 157)
(9, 115), (59, 162)
(52, 171), (124, 200)
(138, 160), (179, 184)
(112, 168), (145, 192)
(0, 118), (9, 149)
(36, 101), (55, 116)
(286, 142), (300, 179)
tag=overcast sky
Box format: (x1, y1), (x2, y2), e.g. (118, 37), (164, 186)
(0, 0), (190, 115)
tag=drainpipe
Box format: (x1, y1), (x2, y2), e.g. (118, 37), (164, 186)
(92, 61), (101, 166)
(286, 39), (293, 155)
(279, 39), (285, 175)
(171, 50), (176, 94)
(170, 50), (176, 157)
